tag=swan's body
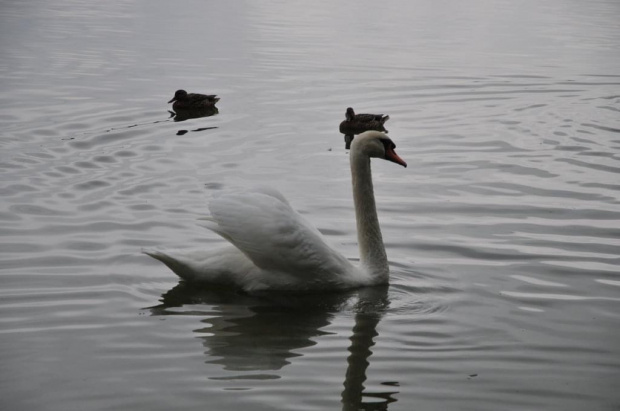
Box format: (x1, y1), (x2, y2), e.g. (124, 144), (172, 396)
(145, 131), (406, 292)
(168, 89), (220, 111)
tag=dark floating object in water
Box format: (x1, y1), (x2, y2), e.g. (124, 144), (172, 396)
(168, 89), (220, 111)
(176, 126), (218, 136)
(167, 89), (220, 122)
(339, 107), (390, 149)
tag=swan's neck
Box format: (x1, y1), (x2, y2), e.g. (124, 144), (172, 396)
(351, 150), (389, 282)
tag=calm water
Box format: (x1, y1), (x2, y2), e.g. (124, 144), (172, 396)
(1, 1), (620, 410)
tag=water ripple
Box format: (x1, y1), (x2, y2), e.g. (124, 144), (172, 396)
(1, 1), (620, 410)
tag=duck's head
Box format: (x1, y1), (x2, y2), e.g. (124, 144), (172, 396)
(351, 131), (407, 167)
(168, 90), (188, 104)
(345, 107), (356, 121)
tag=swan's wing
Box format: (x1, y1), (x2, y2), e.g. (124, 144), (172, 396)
(204, 188), (353, 279)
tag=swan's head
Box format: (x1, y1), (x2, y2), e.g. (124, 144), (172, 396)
(351, 131), (407, 168)
(168, 89), (188, 103)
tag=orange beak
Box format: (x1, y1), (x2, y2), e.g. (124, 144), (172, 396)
(385, 146), (407, 167)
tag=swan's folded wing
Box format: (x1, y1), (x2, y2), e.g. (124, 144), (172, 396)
(205, 189), (353, 278)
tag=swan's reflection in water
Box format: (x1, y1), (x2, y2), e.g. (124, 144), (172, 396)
(341, 287), (399, 411)
(149, 283), (399, 410)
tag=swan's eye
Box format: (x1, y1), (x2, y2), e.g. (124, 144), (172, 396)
(380, 139), (396, 150)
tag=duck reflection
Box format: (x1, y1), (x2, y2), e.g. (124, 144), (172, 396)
(149, 283), (398, 409)
(169, 105), (219, 122)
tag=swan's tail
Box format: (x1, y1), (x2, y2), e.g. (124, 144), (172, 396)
(143, 249), (199, 282)
(143, 246), (249, 287)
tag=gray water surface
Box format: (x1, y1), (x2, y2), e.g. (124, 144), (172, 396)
(1, 1), (620, 410)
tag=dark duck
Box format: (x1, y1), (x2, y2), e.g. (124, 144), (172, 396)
(339, 107), (390, 149)
(168, 90), (220, 111)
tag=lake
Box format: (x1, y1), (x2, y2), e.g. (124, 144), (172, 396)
(1, 1), (619, 410)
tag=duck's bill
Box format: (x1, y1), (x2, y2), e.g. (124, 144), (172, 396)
(385, 147), (407, 167)
(167, 98), (176, 103)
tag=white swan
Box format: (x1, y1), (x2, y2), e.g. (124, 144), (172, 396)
(145, 131), (407, 292)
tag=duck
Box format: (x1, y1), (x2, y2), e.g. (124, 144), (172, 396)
(345, 107), (389, 124)
(168, 89), (220, 111)
(339, 107), (390, 149)
(144, 130), (406, 293)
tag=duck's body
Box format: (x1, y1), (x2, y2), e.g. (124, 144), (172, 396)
(168, 89), (220, 111)
(339, 107), (390, 149)
(339, 119), (388, 136)
(145, 131), (406, 292)
(345, 107), (389, 124)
